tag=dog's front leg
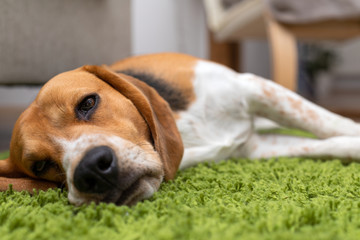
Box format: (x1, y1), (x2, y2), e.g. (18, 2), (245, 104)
(240, 74), (360, 138)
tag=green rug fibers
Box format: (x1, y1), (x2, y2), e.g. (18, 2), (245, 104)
(1, 152), (360, 239)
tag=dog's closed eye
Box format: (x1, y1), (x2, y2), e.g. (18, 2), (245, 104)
(76, 94), (100, 121)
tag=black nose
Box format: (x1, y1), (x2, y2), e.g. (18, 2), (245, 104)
(73, 146), (118, 194)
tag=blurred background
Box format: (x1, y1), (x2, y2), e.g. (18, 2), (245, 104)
(1, 0), (360, 151)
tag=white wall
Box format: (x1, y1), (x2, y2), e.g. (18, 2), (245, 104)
(131, 0), (208, 59)
(334, 37), (360, 75)
(132, 0), (179, 55)
(242, 40), (271, 79)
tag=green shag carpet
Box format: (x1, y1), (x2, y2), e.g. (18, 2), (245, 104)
(1, 145), (360, 239)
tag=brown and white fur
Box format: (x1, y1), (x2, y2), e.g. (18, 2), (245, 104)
(2, 53), (360, 206)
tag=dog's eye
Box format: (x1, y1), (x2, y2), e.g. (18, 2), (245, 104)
(76, 94), (99, 121)
(32, 160), (51, 176)
(80, 97), (96, 111)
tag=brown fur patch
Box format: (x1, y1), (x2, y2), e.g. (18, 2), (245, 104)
(110, 53), (197, 109)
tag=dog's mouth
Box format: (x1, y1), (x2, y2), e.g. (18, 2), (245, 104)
(69, 174), (161, 206)
(113, 175), (161, 206)
(98, 175), (142, 205)
(115, 177), (143, 205)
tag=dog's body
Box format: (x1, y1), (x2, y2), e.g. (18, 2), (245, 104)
(2, 53), (360, 206)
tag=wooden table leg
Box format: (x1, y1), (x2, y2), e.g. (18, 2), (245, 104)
(266, 16), (298, 91)
(209, 32), (241, 72)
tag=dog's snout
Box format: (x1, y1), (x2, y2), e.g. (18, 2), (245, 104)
(73, 146), (118, 194)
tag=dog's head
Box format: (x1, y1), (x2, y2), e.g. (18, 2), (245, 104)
(0, 66), (183, 206)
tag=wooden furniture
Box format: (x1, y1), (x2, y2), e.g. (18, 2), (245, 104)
(204, 0), (360, 91)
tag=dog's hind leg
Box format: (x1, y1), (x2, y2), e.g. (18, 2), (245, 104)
(242, 133), (360, 161)
(239, 73), (360, 138)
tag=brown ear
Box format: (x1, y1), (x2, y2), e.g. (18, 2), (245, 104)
(82, 65), (184, 180)
(0, 158), (58, 192)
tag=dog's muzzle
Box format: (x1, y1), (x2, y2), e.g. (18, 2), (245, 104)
(62, 135), (164, 206)
(73, 146), (118, 194)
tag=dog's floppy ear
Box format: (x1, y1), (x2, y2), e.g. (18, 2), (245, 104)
(0, 158), (58, 192)
(82, 65), (184, 180)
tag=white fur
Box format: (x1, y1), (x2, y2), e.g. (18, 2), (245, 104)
(177, 61), (255, 168)
(177, 60), (360, 168)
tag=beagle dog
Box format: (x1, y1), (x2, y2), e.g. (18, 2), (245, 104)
(2, 53), (360, 206)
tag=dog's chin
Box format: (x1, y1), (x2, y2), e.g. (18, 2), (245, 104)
(68, 175), (162, 206)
